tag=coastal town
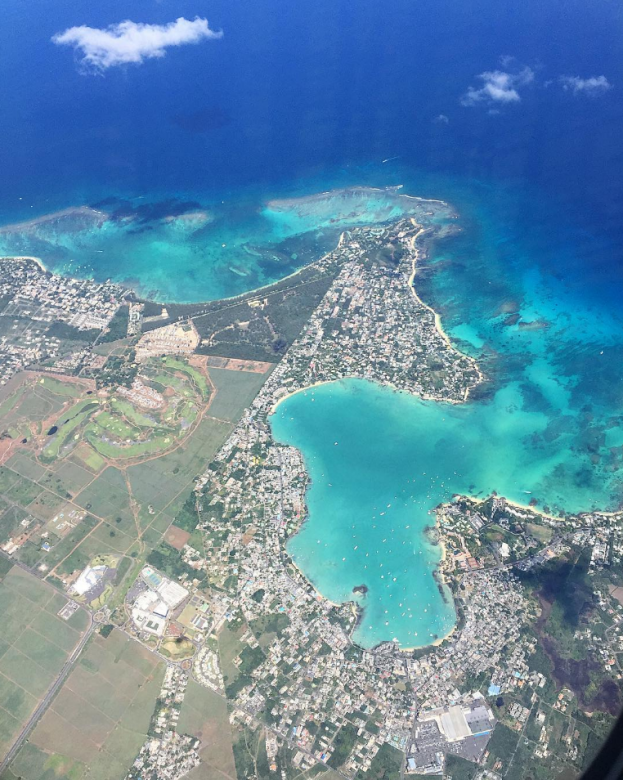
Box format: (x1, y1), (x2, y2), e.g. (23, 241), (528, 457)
(160, 217), (623, 779)
(0, 256), (125, 385)
(0, 209), (622, 780)
(260, 218), (483, 405)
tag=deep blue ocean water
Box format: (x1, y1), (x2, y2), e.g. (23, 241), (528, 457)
(1, 0), (623, 644)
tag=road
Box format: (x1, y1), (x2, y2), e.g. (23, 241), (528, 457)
(0, 616), (95, 774)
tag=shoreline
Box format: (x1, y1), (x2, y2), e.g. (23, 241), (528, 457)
(270, 213), (484, 413)
(287, 556), (343, 609)
(268, 215), (482, 653)
(427, 509), (459, 649)
(458, 491), (623, 523)
(1, 255), (48, 273)
(407, 219), (485, 401)
(0, 184), (448, 306)
(270, 379), (343, 415)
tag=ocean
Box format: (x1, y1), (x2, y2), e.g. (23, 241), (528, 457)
(1, 0), (623, 646)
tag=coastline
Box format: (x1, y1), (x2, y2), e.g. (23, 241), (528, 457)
(287, 555), (342, 609)
(270, 379), (343, 415)
(459, 492), (623, 523)
(271, 217), (484, 416)
(407, 219), (485, 401)
(0, 184), (448, 306)
(267, 212), (484, 652)
(1, 255), (48, 273)
(420, 509), (458, 651)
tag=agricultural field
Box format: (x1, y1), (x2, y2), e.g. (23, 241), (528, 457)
(0, 565), (89, 761)
(205, 363), (273, 423)
(177, 680), (237, 780)
(0, 374), (84, 429)
(0, 356), (271, 614)
(4, 629), (166, 780)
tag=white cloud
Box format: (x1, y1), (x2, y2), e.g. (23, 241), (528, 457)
(461, 66), (534, 107)
(52, 16), (222, 72)
(560, 75), (612, 96)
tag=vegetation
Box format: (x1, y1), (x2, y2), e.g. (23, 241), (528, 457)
(355, 744), (402, 780)
(232, 724), (271, 780)
(249, 613), (290, 638)
(99, 304), (130, 342)
(45, 321), (100, 342)
(238, 645), (266, 675)
(147, 541), (205, 583)
(173, 493), (200, 533)
(487, 723), (519, 762)
(141, 256), (342, 362)
(328, 723), (359, 768)
(445, 754), (478, 780)
(97, 350), (138, 388)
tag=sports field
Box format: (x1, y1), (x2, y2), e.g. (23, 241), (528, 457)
(6, 629), (165, 780)
(0, 565), (89, 761)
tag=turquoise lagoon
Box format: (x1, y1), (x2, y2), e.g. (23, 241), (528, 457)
(268, 180), (623, 650)
(271, 367), (622, 649)
(3, 177), (623, 650)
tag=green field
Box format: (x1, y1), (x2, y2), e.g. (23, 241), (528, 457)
(3, 742), (84, 780)
(178, 680), (237, 780)
(47, 461), (94, 496)
(206, 367), (271, 422)
(37, 378), (84, 399)
(127, 416), (233, 513)
(0, 567), (87, 759)
(74, 468), (134, 526)
(162, 357), (211, 400)
(89, 412), (139, 440)
(41, 400), (99, 462)
(25, 489), (66, 521)
(4, 475), (43, 507)
(85, 428), (175, 461)
(8, 629), (166, 780)
(0, 385), (28, 419)
(5, 453), (47, 482)
(109, 399), (158, 429)
(72, 445), (106, 473)
(0, 377), (79, 435)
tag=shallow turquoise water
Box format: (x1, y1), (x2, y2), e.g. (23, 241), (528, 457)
(0, 184), (435, 302)
(271, 371), (622, 649)
(3, 174), (622, 650)
(269, 177), (623, 650)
